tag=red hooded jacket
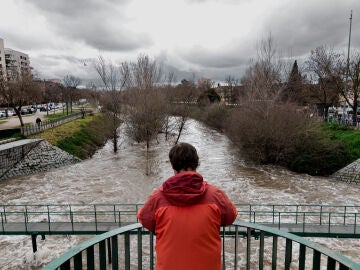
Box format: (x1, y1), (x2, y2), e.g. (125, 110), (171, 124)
(137, 171), (238, 270)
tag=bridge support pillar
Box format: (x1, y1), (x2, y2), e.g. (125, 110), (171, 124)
(31, 234), (38, 253)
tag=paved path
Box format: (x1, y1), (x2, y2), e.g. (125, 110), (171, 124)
(0, 110), (61, 130)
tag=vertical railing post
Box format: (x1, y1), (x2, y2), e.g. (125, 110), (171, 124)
(113, 205), (116, 223)
(320, 205), (323, 225)
(137, 228), (143, 270)
(1, 212), (4, 232)
(69, 205), (74, 232)
(3, 205), (6, 223)
(234, 226), (238, 270)
(312, 250), (321, 269)
(278, 212), (280, 229)
(295, 205), (298, 224)
(107, 238), (112, 264)
(47, 205), (51, 233)
(272, 235), (278, 270)
(99, 240), (106, 270)
(284, 239), (292, 270)
(354, 213), (357, 234)
(112, 235), (118, 270)
(25, 205), (28, 233)
(125, 233), (130, 270)
(222, 227), (225, 270)
(328, 212), (331, 233)
(94, 205), (98, 232)
(272, 205), (275, 224)
(344, 206), (347, 225)
(298, 244), (306, 270)
(150, 232), (154, 270)
(246, 227), (251, 270)
(249, 205), (252, 222)
(302, 213), (305, 232)
(259, 231), (264, 270)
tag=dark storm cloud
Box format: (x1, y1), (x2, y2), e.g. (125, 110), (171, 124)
(260, 0), (360, 58)
(23, 0), (152, 51)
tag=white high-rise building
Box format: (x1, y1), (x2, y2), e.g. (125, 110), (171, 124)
(0, 37), (31, 80)
(5, 48), (30, 80)
(0, 38), (6, 78)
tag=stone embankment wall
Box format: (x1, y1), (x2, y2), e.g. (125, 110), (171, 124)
(332, 158), (360, 184)
(0, 139), (80, 180)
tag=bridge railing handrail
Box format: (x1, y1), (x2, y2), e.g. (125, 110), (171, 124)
(42, 221), (360, 270)
(1, 203), (360, 233)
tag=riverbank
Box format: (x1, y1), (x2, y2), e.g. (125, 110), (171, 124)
(190, 104), (359, 176)
(29, 113), (111, 159)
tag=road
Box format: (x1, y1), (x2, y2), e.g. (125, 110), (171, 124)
(0, 110), (49, 130)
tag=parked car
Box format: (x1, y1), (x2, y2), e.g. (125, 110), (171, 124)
(20, 109), (28, 115)
(0, 110), (6, 117)
(8, 109), (16, 116)
(39, 106), (49, 112)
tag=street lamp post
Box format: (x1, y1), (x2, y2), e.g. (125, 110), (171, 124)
(342, 10), (352, 125)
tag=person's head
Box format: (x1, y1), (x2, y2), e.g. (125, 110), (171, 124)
(169, 142), (199, 173)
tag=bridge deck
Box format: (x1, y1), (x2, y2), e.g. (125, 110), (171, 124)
(2, 221), (360, 238)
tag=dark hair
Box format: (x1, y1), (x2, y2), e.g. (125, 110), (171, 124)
(169, 142), (199, 172)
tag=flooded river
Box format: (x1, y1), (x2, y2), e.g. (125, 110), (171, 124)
(0, 119), (359, 269)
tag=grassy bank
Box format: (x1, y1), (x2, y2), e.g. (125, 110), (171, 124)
(322, 123), (360, 162)
(30, 113), (110, 159)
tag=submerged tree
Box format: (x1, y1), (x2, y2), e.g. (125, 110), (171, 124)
(94, 56), (128, 153)
(123, 54), (166, 175)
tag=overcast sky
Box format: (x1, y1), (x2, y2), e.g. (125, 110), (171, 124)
(0, 0), (359, 84)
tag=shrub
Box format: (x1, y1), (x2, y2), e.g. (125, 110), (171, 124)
(288, 134), (350, 175)
(199, 104), (230, 131)
(226, 102), (313, 164)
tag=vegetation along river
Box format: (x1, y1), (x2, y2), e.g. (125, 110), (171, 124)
(0, 119), (359, 269)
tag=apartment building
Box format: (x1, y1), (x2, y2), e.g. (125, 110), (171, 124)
(0, 37), (31, 80)
(0, 38), (6, 78)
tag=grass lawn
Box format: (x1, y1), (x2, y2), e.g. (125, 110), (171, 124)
(322, 123), (360, 161)
(30, 114), (95, 145)
(29, 113), (108, 159)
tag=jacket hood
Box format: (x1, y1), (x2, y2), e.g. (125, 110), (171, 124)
(161, 171), (207, 206)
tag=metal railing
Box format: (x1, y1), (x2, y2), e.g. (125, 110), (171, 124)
(20, 111), (91, 136)
(43, 221), (360, 270)
(1, 203), (360, 236)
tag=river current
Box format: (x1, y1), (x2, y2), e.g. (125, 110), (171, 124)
(0, 119), (359, 269)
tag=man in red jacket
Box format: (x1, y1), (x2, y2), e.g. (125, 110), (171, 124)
(138, 142), (238, 270)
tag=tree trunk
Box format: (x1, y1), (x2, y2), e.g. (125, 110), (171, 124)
(175, 117), (186, 145)
(14, 108), (24, 127)
(113, 129), (118, 153)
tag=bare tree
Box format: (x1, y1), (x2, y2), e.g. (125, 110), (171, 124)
(339, 52), (360, 124)
(242, 34), (286, 101)
(94, 56), (128, 153)
(163, 71), (176, 141)
(305, 45), (342, 120)
(0, 72), (42, 126)
(124, 54), (166, 175)
(197, 77), (214, 91)
(224, 75), (240, 104)
(63, 75), (81, 114)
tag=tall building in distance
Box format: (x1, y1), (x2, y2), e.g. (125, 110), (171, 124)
(0, 38), (6, 78)
(0, 37), (31, 80)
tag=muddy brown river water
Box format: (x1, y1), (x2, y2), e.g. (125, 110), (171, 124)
(0, 119), (359, 269)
